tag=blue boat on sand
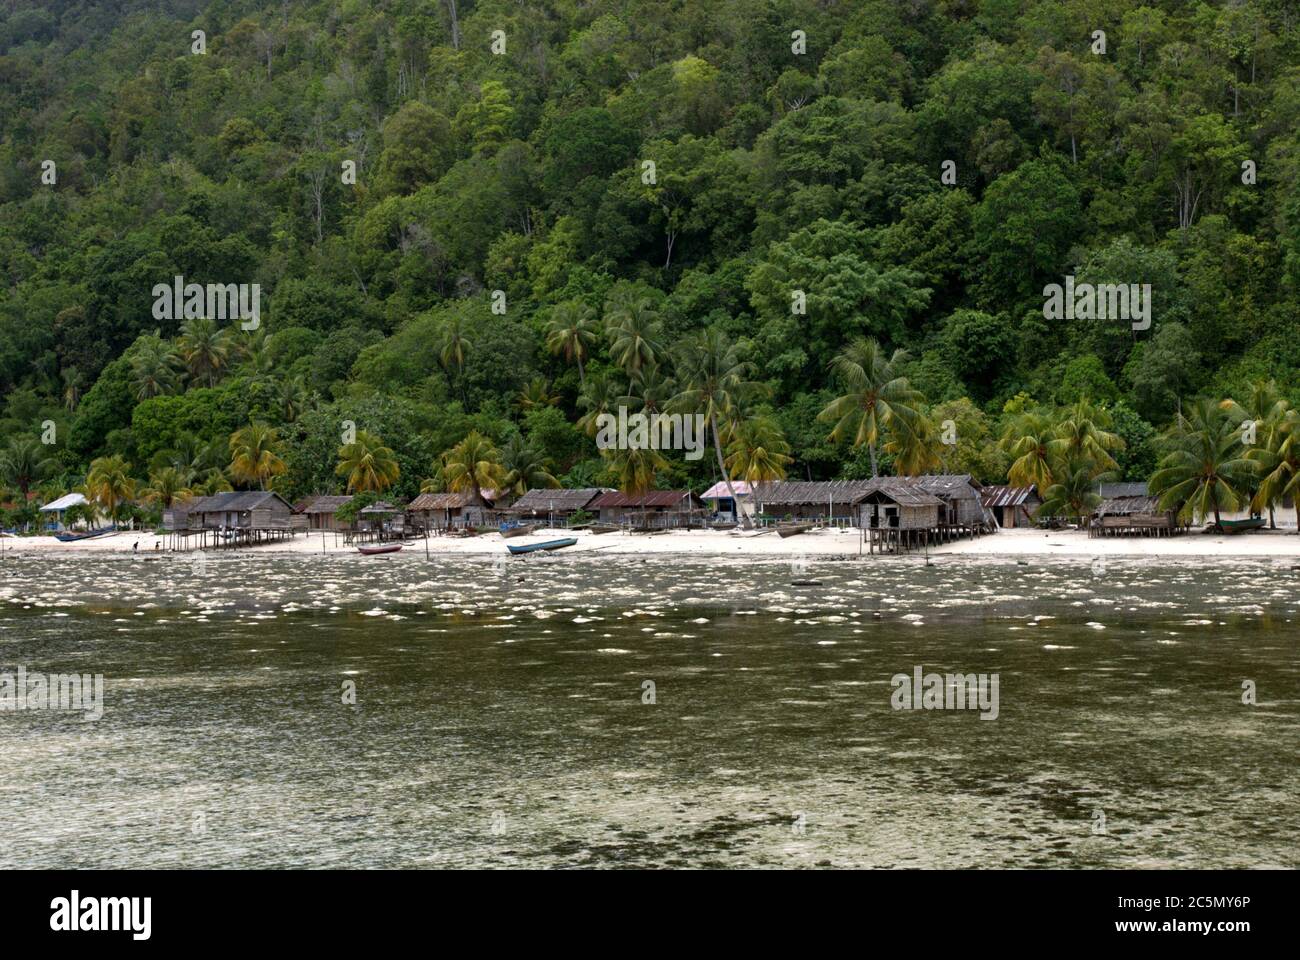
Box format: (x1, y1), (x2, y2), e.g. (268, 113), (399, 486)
(506, 537), (577, 556)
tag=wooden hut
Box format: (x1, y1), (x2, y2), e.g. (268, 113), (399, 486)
(905, 475), (985, 529)
(166, 491), (295, 548)
(39, 492), (89, 532)
(755, 480), (876, 524)
(859, 480), (943, 553)
(505, 488), (609, 526)
(1091, 483), (1183, 536)
(406, 491), (496, 531)
(979, 485), (1042, 529)
(293, 495), (354, 531)
(589, 490), (707, 528)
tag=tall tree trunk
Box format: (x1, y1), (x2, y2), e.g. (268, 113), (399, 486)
(869, 442), (879, 478)
(576, 352), (586, 386)
(710, 411), (749, 529)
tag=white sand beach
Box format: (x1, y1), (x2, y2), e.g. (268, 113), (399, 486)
(6, 525), (1300, 559)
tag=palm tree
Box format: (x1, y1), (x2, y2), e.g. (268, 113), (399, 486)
(336, 431), (401, 494)
(275, 375), (311, 423)
(603, 444), (669, 527)
(1150, 398), (1257, 527)
(177, 317), (232, 387)
(818, 337), (923, 477)
(61, 367), (84, 411)
(0, 436), (56, 498)
(438, 315), (472, 400)
(1000, 409), (1059, 488)
(517, 377), (561, 411)
(887, 412), (942, 476)
(621, 363), (676, 416)
(500, 435), (560, 495)
(130, 334), (182, 399)
(544, 301), (598, 385)
(605, 296), (663, 376)
(1221, 380), (1287, 526)
(724, 413), (793, 514)
(1039, 462), (1104, 524)
(1247, 408), (1300, 534)
(439, 432), (506, 506)
(229, 423), (287, 490)
(141, 466), (193, 508)
(1047, 399), (1124, 477)
(193, 468), (233, 496)
(671, 326), (761, 528)
(576, 372), (621, 438)
(85, 455), (136, 523)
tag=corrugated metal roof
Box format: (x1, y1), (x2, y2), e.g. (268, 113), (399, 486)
(40, 493), (87, 512)
(758, 480), (877, 505)
(905, 474), (982, 497)
(510, 488), (608, 511)
(590, 490), (702, 509)
(359, 500), (400, 514)
(980, 485), (1040, 508)
(1097, 495), (1163, 515)
(190, 491), (290, 513)
(861, 479), (944, 506)
(700, 480), (754, 499)
(294, 494), (354, 514)
(1099, 482), (1148, 498)
(408, 492), (477, 510)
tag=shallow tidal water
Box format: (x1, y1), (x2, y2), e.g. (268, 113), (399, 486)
(1, 551), (1297, 869)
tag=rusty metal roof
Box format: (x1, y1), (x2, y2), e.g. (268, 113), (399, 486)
(590, 490), (703, 509)
(293, 494), (354, 514)
(980, 485), (1040, 508)
(509, 488), (608, 512)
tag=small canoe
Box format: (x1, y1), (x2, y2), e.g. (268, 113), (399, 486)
(56, 528), (112, 543)
(358, 543), (402, 555)
(587, 523), (620, 535)
(777, 523), (814, 538)
(499, 523), (537, 539)
(1213, 517), (1266, 534)
(507, 537), (577, 555)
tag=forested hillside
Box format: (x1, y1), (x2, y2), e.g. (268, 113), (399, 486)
(2, 0), (1300, 525)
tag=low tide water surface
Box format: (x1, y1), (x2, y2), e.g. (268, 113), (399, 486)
(1, 552), (1296, 868)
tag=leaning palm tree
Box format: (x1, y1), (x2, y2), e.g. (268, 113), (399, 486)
(1000, 408), (1059, 489)
(336, 430), (401, 494)
(0, 436), (56, 498)
(1247, 408), (1300, 534)
(84, 455), (136, 524)
(544, 301), (599, 385)
(229, 423), (287, 490)
(177, 317), (232, 387)
(1150, 398), (1257, 528)
(724, 413), (793, 514)
(671, 326), (762, 528)
(818, 337), (923, 477)
(439, 432), (506, 506)
(141, 466), (193, 508)
(500, 435), (560, 495)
